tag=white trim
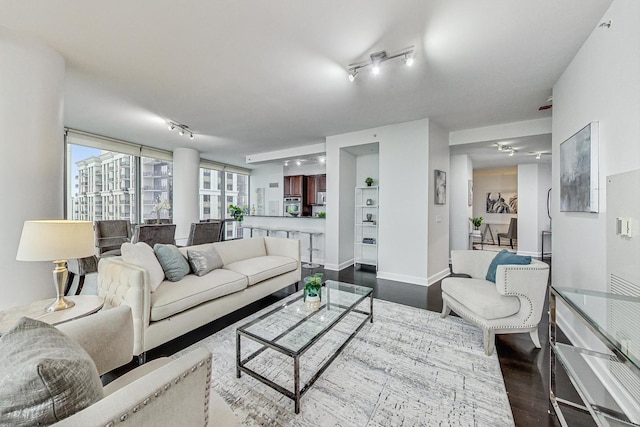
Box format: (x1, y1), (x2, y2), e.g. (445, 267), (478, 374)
(428, 268), (451, 286)
(377, 270), (428, 287)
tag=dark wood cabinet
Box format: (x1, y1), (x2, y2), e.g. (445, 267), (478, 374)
(284, 175), (303, 197)
(305, 174), (327, 206)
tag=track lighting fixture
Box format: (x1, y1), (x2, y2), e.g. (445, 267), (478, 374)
(167, 121), (195, 140)
(536, 153), (542, 160)
(347, 46), (415, 81)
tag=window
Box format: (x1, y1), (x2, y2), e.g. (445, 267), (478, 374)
(67, 144), (137, 221)
(66, 145), (173, 224)
(141, 157), (173, 223)
(199, 168), (222, 220)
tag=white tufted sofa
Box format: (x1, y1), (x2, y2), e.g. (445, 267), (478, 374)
(97, 236), (300, 362)
(440, 250), (550, 356)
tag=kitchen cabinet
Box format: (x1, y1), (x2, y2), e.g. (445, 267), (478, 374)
(284, 175), (304, 197)
(305, 174), (327, 205)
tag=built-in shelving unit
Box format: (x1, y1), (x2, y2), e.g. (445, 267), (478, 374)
(354, 186), (378, 269)
(549, 286), (640, 426)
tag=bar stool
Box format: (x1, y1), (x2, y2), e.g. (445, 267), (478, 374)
(298, 230), (323, 268)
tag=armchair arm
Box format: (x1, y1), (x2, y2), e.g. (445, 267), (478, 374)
(97, 257), (152, 356)
(495, 260), (550, 325)
(56, 306), (133, 376)
(54, 348), (217, 427)
(264, 236), (301, 262)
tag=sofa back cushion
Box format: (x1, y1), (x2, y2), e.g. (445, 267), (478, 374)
(121, 242), (165, 292)
(212, 237), (267, 265)
(0, 318), (104, 426)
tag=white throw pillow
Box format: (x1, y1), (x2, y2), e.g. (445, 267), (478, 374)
(121, 242), (165, 292)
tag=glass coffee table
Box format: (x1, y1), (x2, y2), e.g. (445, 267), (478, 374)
(236, 280), (373, 413)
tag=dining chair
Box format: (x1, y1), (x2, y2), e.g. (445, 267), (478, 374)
(186, 221), (223, 246)
(132, 224), (176, 247)
(497, 218), (518, 249)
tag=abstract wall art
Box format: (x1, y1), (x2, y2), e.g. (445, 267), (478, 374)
(560, 122), (599, 213)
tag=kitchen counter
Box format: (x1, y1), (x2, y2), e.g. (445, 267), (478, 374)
(242, 215), (325, 264)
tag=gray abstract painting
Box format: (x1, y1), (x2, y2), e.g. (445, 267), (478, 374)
(560, 122), (598, 212)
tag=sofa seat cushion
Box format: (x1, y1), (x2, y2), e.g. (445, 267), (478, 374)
(442, 277), (520, 320)
(224, 255), (298, 286)
(150, 269), (248, 321)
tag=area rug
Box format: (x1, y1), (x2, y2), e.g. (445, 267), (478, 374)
(175, 293), (514, 427)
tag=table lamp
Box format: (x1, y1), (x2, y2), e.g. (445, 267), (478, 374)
(16, 220), (95, 312)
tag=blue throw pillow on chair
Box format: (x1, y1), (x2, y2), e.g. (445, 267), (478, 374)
(486, 249), (531, 283)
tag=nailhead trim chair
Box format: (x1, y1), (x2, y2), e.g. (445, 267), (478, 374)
(441, 250), (549, 356)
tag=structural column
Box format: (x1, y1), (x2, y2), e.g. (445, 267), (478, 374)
(173, 147), (200, 244)
(0, 29), (65, 309)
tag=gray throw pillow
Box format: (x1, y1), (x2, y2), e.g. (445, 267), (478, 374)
(154, 244), (191, 281)
(187, 246), (224, 276)
(0, 317), (104, 426)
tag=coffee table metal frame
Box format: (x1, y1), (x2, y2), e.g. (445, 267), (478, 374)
(235, 281), (373, 414)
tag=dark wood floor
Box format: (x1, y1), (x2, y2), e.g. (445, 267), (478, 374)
(113, 263), (596, 426)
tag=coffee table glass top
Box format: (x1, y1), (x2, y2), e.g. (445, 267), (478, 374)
(238, 280), (372, 355)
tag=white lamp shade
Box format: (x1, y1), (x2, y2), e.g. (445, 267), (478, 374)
(16, 220), (95, 261)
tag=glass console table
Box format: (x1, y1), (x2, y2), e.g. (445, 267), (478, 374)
(549, 286), (640, 426)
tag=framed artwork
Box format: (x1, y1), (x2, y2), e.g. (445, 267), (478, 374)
(434, 170), (446, 205)
(468, 180), (473, 206)
(560, 122), (599, 212)
(486, 192), (518, 213)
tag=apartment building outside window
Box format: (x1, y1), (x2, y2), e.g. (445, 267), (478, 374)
(67, 144), (173, 224)
(68, 144), (137, 222)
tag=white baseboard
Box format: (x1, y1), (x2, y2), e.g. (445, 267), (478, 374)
(428, 268), (451, 286)
(376, 271), (429, 287)
(323, 258), (354, 271)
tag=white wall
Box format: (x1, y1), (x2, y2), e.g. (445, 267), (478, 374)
(0, 29), (65, 309)
(449, 154), (473, 251)
(427, 121), (451, 283)
(356, 153), (379, 186)
(517, 163), (551, 256)
(552, 0), (640, 346)
(249, 163), (284, 215)
(326, 119), (431, 286)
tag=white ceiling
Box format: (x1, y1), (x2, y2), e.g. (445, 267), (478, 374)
(0, 1), (612, 167)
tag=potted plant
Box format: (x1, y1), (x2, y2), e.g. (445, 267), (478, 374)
(228, 204), (243, 222)
(365, 177), (374, 187)
(469, 216), (483, 233)
(316, 212), (326, 218)
(303, 273), (323, 311)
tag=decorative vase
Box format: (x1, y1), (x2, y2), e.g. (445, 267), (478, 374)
(366, 213), (373, 221)
(305, 295), (321, 311)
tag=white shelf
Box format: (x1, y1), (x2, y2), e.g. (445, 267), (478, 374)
(355, 186), (378, 270)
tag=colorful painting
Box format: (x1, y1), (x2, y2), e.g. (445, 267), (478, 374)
(486, 192), (517, 214)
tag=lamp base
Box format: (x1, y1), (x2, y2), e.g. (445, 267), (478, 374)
(47, 259), (76, 312)
(46, 297), (75, 312)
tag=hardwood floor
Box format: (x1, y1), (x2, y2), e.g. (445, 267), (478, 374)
(114, 263), (595, 426)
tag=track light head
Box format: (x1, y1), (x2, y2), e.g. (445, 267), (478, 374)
(509, 149), (515, 157)
(168, 124), (175, 130)
(404, 55), (414, 67)
(348, 69), (358, 82)
(189, 133), (194, 140)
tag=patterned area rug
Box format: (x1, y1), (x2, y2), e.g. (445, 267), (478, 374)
(176, 293), (514, 427)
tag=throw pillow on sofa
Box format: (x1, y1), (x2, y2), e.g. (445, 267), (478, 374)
(0, 317), (104, 426)
(155, 244), (191, 281)
(187, 246), (224, 276)
(121, 242), (165, 292)
(486, 249), (532, 283)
